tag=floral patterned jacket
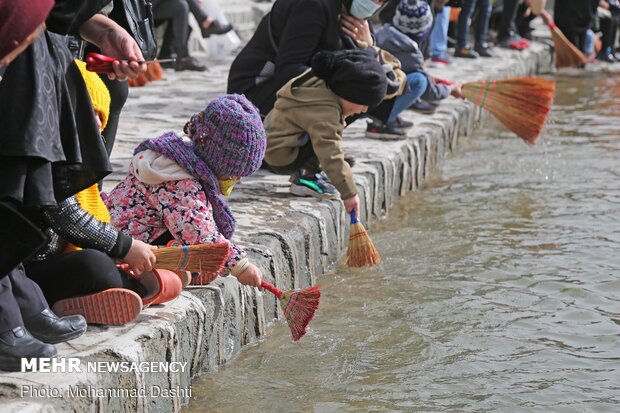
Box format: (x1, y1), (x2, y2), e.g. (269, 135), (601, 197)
(105, 164), (245, 271)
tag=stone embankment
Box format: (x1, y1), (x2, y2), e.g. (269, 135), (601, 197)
(0, 3), (554, 411)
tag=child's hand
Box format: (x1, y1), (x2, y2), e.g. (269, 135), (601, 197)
(235, 263), (263, 288)
(123, 239), (157, 277)
(343, 194), (360, 215)
(450, 82), (465, 99)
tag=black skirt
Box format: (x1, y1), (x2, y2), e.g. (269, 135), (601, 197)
(0, 32), (112, 207)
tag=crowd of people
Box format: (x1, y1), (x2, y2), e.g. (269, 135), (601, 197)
(0, 0), (616, 372)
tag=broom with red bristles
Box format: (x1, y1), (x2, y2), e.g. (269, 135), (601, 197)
(346, 210), (381, 267)
(154, 243), (230, 274)
(261, 280), (321, 341)
(440, 77), (555, 144)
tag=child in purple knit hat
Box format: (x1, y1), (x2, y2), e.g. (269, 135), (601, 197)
(106, 94), (267, 287)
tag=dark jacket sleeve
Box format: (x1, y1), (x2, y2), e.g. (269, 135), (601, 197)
(43, 197), (132, 259)
(46, 0), (112, 36)
(273, 0), (331, 87)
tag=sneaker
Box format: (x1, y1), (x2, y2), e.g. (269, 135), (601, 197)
(499, 34), (529, 50)
(409, 99), (439, 115)
(52, 288), (142, 326)
(200, 21), (234, 38)
(366, 121), (407, 140)
(430, 53), (454, 66)
(454, 47), (479, 59)
(392, 116), (413, 130)
(474, 43), (494, 58)
(175, 56), (207, 72)
(290, 170), (339, 199)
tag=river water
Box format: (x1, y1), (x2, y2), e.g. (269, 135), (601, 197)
(187, 73), (620, 412)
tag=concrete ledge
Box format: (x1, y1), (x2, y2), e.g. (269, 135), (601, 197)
(0, 25), (554, 413)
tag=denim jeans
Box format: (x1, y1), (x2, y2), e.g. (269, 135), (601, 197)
(387, 72), (428, 125)
(429, 6), (451, 58)
(456, 0), (492, 49)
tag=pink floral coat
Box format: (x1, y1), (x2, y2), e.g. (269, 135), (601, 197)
(105, 168), (244, 271)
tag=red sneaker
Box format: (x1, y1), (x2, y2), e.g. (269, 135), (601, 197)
(52, 288), (142, 325)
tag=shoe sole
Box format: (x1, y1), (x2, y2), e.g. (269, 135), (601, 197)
(290, 184), (340, 199)
(52, 289), (142, 326)
(366, 132), (408, 141)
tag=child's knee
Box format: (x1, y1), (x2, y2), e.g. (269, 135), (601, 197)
(407, 73), (428, 93)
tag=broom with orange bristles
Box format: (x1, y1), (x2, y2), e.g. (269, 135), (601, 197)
(154, 243), (230, 274)
(261, 280), (321, 341)
(346, 210), (381, 267)
(549, 22), (588, 69)
(460, 77), (556, 144)
(439, 77), (555, 144)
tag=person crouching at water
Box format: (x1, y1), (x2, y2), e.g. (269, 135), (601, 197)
(262, 48), (387, 217)
(106, 94), (267, 288)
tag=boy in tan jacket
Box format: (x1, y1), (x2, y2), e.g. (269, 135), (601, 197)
(263, 49), (387, 216)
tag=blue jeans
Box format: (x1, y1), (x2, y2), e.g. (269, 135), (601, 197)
(387, 72), (428, 125)
(429, 6), (451, 58)
(456, 0), (492, 49)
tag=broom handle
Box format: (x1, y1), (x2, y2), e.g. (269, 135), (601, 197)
(350, 210), (360, 224)
(260, 280), (283, 298)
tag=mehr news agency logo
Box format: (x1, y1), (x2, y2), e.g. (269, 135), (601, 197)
(19, 358), (192, 399)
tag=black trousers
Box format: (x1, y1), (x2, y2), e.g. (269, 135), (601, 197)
(263, 139), (320, 175)
(600, 13), (620, 52)
(152, 0), (190, 58)
(100, 75), (129, 157)
(25, 249), (145, 306)
(498, 0), (520, 41)
(0, 265), (47, 333)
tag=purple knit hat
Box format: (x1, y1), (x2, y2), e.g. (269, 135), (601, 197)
(185, 94), (266, 178)
(134, 94), (266, 239)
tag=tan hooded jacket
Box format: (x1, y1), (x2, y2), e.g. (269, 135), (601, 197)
(263, 69), (357, 199)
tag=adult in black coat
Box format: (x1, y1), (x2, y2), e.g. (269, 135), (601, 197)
(227, 0), (390, 117)
(0, 0), (148, 371)
(554, 0), (598, 53)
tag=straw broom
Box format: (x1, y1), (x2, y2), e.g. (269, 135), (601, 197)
(261, 280), (321, 341)
(346, 210), (381, 267)
(548, 22), (587, 69)
(154, 243), (229, 274)
(459, 77), (556, 145)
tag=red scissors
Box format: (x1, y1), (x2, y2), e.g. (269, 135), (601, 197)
(85, 52), (176, 73)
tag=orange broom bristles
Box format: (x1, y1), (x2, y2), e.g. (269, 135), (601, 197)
(461, 77), (556, 145)
(549, 23), (588, 69)
(154, 243), (229, 275)
(145, 61), (164, 81)
(346, 210), (381, 267)
(261, 281), (320, 341)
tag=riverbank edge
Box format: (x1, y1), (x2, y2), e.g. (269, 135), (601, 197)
(0, 26), (554, 413)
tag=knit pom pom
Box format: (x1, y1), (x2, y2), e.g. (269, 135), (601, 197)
(311, 51), (337, 81)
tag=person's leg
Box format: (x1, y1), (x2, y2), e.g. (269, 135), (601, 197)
(597, 15), (618, 62)
(152, 0), (190, 58)
(498, 0), (520, 42)
(11, 263), (87, 344)
(429, 6), (451, 59)
(100, 75), (129, 157)
(0, 269), (57, 372)
(0, 273), (26, 334)
(456, 0), (478, 50)
(387, 72), (429, 125)
(25, 250), (145, 306)
(474, 0), (492, 48)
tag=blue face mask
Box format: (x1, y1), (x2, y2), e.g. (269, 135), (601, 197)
(349, 0), (381, 19)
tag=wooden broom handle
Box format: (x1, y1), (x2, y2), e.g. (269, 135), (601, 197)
(260, 280), (283, 298)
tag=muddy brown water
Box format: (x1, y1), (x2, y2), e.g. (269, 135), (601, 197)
(187, 73), (620, 412)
